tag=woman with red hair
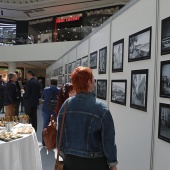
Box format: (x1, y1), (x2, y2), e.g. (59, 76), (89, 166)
(57, 66), (118, 170)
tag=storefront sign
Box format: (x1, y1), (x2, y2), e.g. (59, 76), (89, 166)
(56, 16), (80, 23)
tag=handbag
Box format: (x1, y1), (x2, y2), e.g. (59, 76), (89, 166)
(54, 101), (68, 170)
(43, 114), (57, 150)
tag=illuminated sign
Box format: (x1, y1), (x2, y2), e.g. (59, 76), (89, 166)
(56, 16), (80, 23)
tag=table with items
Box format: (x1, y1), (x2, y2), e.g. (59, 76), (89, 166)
(0, 120), (42, 170)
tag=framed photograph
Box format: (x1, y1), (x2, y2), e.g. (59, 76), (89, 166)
(90, 51), (97, 69)
(97, 80), (107, 100)
(68, 63), (72, 74)
(82, 56), (88, 67)
(99, 47), (107, 74)
(130, 69), (148, 111)
(128, 27), (152, 62)
(68, 75), (71, 83)
(111, 80), (127, 105)
(158, 103), (170, 143)
(65, 75), (67, 83)
(77, 58), (82, 67)
(92, 79), (97, 96)
(160, 60), (170, 98)
(65, 64), (67, 74)
(161, 16), (170, 55)
(112, 39), (124, 72)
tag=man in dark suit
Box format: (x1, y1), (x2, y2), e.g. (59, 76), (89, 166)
(0, 74), (6, 112)
(22, 70), (40, 131)
(4, 72), (19, 120)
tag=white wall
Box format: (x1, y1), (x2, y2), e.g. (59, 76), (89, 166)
(46, 0), (170, 169)
(0, 41), (79, 62)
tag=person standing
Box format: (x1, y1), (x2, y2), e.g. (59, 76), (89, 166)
(4, 72), (19, 120)
(57, 66), (118, 170)
(41, 78), (60, 146)
(22, 70), (40, 132)
(0, 75), (6, 112)
(14, 71), (22, 116)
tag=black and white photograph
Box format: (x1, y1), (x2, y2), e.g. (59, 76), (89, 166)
(59, 67), (63, 75)
(161, 16), (170, 55)
(112, 39), (124, 72)
(68, 63), (72, 74)
(65, 75), (67, 83)
(68, 75), (71, 83)
(54, 69), (58, 76)
(82, 56), (88, 67)
(158, 103), (170, 143)
(71, 61), (76, 72)
(128, 27), (152, 62)
(160, 60), (170, 98)
(97, 80), (107, 100)
(90, 51), (97, 69)
(77, 58), (82, 67)
(92, 79), (97, 96)
(130, 69), (148, 111)
(65, 64), (67, 74)
(111, 80), (127, 105)
(99, 47), (107, 74)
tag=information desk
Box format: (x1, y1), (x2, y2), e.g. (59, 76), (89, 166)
(0, 124), (42, 170)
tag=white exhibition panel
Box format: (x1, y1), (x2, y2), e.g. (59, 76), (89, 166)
(76, 39), (89, 60)
(109, 0), (156, 170)
(68, 48), (77, 63)
(153, 0), (170, 170)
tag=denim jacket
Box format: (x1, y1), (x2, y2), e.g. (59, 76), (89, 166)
(57, 92), (118, 167)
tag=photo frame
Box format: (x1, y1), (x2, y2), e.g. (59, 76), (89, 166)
(77, 58), (82, 67)
(112, 39), (124, 72)
(68, 63), (72, 74)
(82, 56), (88, 67)
(158, 103), (170, 143)
(161, 16), (170, 55)
(160, 60), (170, 98)
(130, 69), (148, 111)
(90, 51), (97, 69)
(99, 47), (107, 74)
(111, 80), (127, 106)
(97, 80), (107, 100)
(65, 64), (67, 74)
(128, 27), (152, 62)
(92, 79), (97, 96)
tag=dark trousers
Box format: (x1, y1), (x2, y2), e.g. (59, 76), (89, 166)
(14, 102), (20, 117)
(63, 154), (109, 170)
(0, 102), (3, 111)
(25, 106), (37, 131)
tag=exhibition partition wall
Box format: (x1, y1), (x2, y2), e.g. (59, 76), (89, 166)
(46, 0), (170, 169)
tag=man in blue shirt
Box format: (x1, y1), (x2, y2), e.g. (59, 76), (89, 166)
(41, 78), (60, 146)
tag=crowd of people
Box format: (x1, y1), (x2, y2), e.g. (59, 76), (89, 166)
(0, 66), (118, 170)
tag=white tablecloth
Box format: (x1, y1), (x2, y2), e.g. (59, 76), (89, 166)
(0, 124), (42, 170)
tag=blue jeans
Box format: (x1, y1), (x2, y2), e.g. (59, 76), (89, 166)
(42, 111), (57, 146)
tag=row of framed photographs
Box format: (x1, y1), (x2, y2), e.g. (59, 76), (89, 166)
(55, 26), (152, 77)
(95, 69), (149, 112)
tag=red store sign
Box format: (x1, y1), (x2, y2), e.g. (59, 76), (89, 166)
(56, 16), (81, 23)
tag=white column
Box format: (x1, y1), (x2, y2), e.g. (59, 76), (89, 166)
(8, 62), (16, 73)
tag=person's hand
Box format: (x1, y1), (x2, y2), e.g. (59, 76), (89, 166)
(110, 166), (118, 170)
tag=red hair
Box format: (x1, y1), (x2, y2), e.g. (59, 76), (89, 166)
(55, 83), (73, 116)
(71, 66), (92, 93)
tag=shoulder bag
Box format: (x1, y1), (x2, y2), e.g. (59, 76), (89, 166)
(43, 114), (57, 150)
(54, 100), (68, 170)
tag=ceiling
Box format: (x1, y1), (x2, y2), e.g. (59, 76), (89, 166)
(0, 0), (130, 20)
(0, 0), (130, 70)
